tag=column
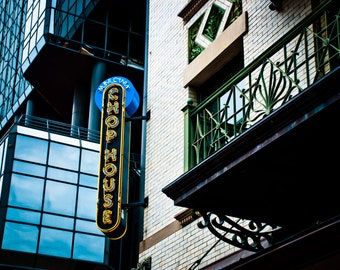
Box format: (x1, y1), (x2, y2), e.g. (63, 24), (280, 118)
(88, 61), (106, 139)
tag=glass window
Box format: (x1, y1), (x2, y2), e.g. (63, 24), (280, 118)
(0, 176), (3, 200)
(76, 219), (102, 235)
(2, 222), (38, 253)
(44, 181), (77, 216)
(80, 149), (99, 175)
(1, 138), (7, 175)
(47, 167), (78, 184)
(39, 227), (72, 258)
(73, 233), (105, 263)
(0, 141), (3, 173)
(77, 187), (96, 219)
(79, 173), (97, 188)
(48, 142), (80, 171)
(6, 208), (41, 224)
(42, 213), (74, 230)
(14, 135), (48, 164)
(8, 174), (44, 210)
(13, 160), (46, 177)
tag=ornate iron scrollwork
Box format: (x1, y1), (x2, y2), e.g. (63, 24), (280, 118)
(132, 257), (151, 270)
(197, 212), (280, 252)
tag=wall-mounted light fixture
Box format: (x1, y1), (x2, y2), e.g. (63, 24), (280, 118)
(269, 0), (283, 11)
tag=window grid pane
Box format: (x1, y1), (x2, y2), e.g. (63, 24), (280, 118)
(6, 133), (103, 263)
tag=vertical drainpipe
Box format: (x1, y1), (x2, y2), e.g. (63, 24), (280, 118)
(138, 0), (149, 244)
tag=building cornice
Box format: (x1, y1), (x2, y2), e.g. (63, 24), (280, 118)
(178, 0), (209, 23)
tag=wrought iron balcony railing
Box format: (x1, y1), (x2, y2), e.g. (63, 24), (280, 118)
(186, 1), (340, 168)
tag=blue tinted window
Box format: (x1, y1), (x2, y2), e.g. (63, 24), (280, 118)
(39, 227), (72, 258)
(47, 167), (78, 184)
(6, 208), (41, 224)
(9, 174), (44, 210)
(80, 149), (99, 175)
(48, 142), (80, 171)
(14, 135), (48, 164)
(76, 219), (102, 235)
(13, 160), (46, 177)
(42, 213), (74, 230)
(44, 181), (77, 216)
(2, 222), (38, 253)
(0, 176), (3, 199)
(73, 233), (105, 263)
(79, 173), (97, 188)
(77, 187), (96, 219)
(0, 142), (3, 173)
(1, 138), (8, 175)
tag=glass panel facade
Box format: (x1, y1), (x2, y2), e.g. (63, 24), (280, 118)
(73, 233), (105, 263)
(22, 0), (47, 69)
(1, 138), (7, 173)
(39, 227), (73, 258)
(77, 186), (96, 219)
(48, 142), (80, 170)
(44, 180), (77, 215)
(2, 222), (39, 253)
(13, 160), (46, 177)
(0, 142), (3, 174)
(14, 135), (48, 164)
(1, 130), (105, 263)
(0, 138), (6, 198)
(0, 1), (33, 129)
(23, 0), (145, 72)
(9, 174), (44, 210)
(47, 167), (78, 184)
(6, 208), (41, 225)
(76, 219), (100, 234)
(80, 148), (99, 175)
(79, 173), (97, 188)
(42, 213), (74, 230)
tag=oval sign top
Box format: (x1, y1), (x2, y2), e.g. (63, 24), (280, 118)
(95, 76), (140, 116)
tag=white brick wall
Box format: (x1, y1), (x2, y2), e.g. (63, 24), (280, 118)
(243, 0), (311, 65)
(144, 0), (188, 237)
(140, 221), (237, 269)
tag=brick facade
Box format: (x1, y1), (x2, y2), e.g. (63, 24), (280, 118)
(140, 0), (313, 269)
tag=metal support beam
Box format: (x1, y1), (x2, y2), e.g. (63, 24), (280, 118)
(126, 110), (150, 122)
(123, 197), (148, 209)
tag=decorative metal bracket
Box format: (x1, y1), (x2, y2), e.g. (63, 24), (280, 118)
(122, 197), (148, 209)
(197, 212), (280, 252)
(132, 256), (151, 270)
(269, 0), (283, 11)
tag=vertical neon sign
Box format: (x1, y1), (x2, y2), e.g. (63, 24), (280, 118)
(95, 76), (139, 240)
(96, 83), (127, 239)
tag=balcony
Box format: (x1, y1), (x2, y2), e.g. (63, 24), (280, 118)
(163, 0), (340, 248)
(15, 114), (100, 143)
